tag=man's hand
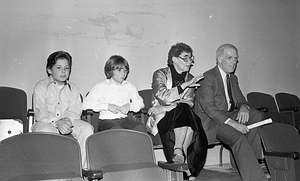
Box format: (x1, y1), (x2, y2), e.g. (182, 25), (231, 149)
(237, 104), (250, 124)
(56, 117), (73, 135)
(226, 119), (249, 134)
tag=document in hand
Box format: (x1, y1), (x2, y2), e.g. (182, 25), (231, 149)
(247, 118), (273, 130)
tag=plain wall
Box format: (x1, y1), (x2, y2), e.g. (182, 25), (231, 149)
(1, 0), (300, 108)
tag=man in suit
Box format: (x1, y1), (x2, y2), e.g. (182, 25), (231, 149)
(194, 44), (268, 181)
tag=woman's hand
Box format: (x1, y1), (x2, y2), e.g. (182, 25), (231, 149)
(148, 104), (176, 116)
(188, 74), (204, 87)
(148, 106), (165, 116)
(181, 74), (204, 89)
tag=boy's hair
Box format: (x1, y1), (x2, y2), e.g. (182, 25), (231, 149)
(167, 42), (193, 66)
(46, 51), (72, 76)
(104, 55), (130, 79)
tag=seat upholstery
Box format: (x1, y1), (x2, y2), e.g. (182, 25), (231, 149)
(247, 92), (293, 125)
(0, 86), (33, 133)
(0, 132), (84, 181)
(275, 92), (300, 131)
(261, 122), (300, 181)
(83, 129), (166, 181)
(138, 89), (163, 147)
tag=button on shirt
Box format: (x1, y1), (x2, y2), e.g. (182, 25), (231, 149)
(82, 79), (144, 120)
(33, 76), (82, 125)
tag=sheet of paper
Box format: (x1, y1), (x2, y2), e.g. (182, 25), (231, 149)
(247, 118), (273, 129)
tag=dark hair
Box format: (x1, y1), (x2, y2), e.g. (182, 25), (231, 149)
(167, 42), (193, 65)
(104, 55), (130, 79)
(46, 51), (72, 76)
(216, 43), (238, 62)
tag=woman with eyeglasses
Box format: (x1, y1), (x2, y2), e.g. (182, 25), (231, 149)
(147, 42), (208, 180)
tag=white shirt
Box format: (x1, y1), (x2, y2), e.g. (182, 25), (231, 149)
(82, 79), (144, 119)
(217, 66), (232, 112)
(33, 76), (82, 125)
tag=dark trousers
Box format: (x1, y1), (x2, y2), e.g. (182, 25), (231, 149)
(98, 117), (147, 133)
(216, 109), (268, 181)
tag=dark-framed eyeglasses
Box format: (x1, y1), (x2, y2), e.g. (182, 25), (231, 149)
(178, 55), (195, 63)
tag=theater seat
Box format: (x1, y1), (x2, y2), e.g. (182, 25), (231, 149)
(83, 129), (166, 181)
(0, 132), (85, 181)
(261, 122), (300, 181)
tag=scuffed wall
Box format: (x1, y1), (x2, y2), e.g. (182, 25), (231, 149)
(0, 0), (299, 108)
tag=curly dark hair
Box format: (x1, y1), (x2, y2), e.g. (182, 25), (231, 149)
(167, 42), (193, 66)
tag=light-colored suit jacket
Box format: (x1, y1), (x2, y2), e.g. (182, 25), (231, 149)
(194, 66), (249, 144)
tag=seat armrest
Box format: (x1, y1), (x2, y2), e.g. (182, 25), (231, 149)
(82, 169), (103, 179)
(157, 161), (188, 172)
(27, 109), (35, 132)
(84, 109), (94, 116)
(141, 108), (148, 114)
(27, 109), (34, 117)
(264, 151), (300, 159)
(82, 109), (94, 124)
(257, 107), (268, 112)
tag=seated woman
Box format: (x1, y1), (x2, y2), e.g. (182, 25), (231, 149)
(147, 43), (208, 180)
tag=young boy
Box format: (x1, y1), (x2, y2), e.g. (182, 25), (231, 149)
(82, 55), (147, 133)
(32, 51), (94, 169)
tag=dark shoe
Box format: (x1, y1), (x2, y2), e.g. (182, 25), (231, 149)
(172, 147), (185, 164)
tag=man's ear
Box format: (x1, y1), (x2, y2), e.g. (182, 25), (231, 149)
(217, 56), (222, 64)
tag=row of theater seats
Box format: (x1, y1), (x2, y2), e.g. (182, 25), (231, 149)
(247, 92), (300, 181)
(1, 86), (300, 180)
(247, 92), (300, 132)
(0, 86), (187, 180)
(0, 129), (169, 181)
(2, 123), (300, 181)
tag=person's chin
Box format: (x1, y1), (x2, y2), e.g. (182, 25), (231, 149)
(57, 79), (67, 84)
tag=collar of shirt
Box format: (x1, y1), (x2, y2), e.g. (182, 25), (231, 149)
(217, 65), (227, 82)
(46, 76), (71, 91)
(107, 78), (128, 87)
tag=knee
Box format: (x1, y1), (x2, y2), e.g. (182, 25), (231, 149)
(250, 109), (263, 121)
(110, 125), (123, 130)
(232, 134), (248, 147)
(136, 124), (147, 133)
(32, 122), (57, 133)
(83, 123), (94, 134)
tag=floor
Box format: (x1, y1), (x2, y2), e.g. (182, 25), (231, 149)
(196, 163), (241, 181)
(193, 163), (270, 181)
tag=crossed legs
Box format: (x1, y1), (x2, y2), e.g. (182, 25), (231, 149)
(216, 109), (267, 181)
(173, 126), (195, 179)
